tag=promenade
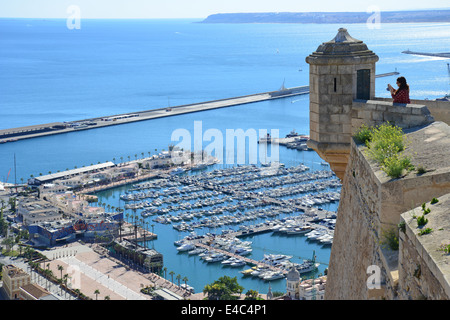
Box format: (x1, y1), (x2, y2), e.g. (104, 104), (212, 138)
(42, 242), (203, 300)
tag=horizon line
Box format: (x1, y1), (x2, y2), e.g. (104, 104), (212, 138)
(1, 7), (450, 20)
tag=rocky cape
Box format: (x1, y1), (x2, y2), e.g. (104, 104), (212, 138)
(200, 10), (450, 24)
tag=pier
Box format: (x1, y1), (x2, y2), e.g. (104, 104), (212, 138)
(0, 86), (309, 143)
(402, 50), (450, 59)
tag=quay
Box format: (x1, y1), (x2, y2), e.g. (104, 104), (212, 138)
(0, 86), (309, 144)
(402, 50), (450, 58)
(375, 71), (400, 78)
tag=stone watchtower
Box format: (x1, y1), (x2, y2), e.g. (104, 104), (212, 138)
(306, 28), (379, 179)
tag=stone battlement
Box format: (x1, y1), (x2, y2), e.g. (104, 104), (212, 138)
(306, 28), (450, 300)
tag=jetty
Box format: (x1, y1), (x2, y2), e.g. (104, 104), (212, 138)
(402, 50), (450, 59)
(0, 86), (309, 144)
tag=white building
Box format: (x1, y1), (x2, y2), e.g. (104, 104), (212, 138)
(18, 197), (63, 226)
(285, 267), (327, 300)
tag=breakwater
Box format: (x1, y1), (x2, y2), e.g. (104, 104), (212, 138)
(0, 86), (309, 144)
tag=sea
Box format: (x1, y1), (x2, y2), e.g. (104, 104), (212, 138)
(0, 18), (449, 295)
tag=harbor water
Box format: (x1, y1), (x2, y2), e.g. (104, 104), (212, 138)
(1, 19), (449, 295)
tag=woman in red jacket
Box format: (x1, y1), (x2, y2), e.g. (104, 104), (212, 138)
(388, 76), (411, 104)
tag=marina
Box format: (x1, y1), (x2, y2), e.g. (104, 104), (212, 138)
(93, 159), (340, 293)
(2, 18), (445, 300)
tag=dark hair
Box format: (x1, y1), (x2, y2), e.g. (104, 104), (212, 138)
(396, 76), (409, 92)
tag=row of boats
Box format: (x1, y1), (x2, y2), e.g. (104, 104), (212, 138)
(174, 233), (321, 281)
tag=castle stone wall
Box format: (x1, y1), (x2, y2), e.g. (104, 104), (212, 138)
(325, 121), (450, 300)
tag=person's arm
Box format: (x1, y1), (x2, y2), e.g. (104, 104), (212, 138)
(388, 84), (396, 97)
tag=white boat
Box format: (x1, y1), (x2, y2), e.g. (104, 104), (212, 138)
(230, 259), (246, 267)
(240, 266), (258, 276)
(306, 230), (327, 241)
(250, 267), (269, 277)
(297, 261), (320, 274)
(174, 239), (185, 246)
(285, 226), (313, 235)
(188, 248), (206, 255)
(176, 243), (195, 252)
(170, 167), (186, 175)
(260, 254), (292, 266)
(263, 271), (285, 281)
(221, 257), (238, 265)
(180, 283), (195, 293)
(232, 246), (253, 256)
(297, 251), (320, 274)
(205, 253), (226, 263)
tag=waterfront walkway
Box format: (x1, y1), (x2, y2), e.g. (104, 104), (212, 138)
(42, 242), (202, 300)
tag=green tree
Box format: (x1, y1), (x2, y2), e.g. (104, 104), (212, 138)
(244, 289), (261, 300)
(203, 276), (243, 300)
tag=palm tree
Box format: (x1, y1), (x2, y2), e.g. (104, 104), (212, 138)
(57, 264), (64, 280)
(94, 289), (100, 300)
(62, 274), (69, 298)
(182, 276), (189, 289)
(163, 267), (167, 280)
(176, 274), (181, 287)
(169, 271), (175, 285)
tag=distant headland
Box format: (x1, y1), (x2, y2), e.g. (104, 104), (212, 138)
(200, 10), (450, 24)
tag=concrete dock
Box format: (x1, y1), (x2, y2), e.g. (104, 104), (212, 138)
(0, 86), (309, 144)
(402, 50), (450, 58)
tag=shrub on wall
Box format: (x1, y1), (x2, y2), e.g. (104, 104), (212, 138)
(353, 122), (413, 178)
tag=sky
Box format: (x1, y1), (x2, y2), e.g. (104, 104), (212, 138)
(0, 0), (449, 19)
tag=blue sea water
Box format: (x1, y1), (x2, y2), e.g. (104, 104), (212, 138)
(1, 19), (449, 295)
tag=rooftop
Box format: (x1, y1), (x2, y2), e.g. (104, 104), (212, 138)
(32, 162), (115, 183)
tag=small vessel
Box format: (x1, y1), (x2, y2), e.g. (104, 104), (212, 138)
(285, 225), (313, 235)
(296, 251), (320, 274)
(180, 283), (195, 293)
(285, 129), (300, 138)
(230, 260), (246, 267)
(263, 271), (285, 281)
(205, 253), (226, 263)
(240, 266), (258, 276)
(170, 167), (186, 175)
(176, 242), (195, 252)
(188, 248), (206, 255)
(258, 133), (272, 144)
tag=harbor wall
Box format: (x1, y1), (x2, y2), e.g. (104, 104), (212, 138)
(325, 121), (450, 299)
